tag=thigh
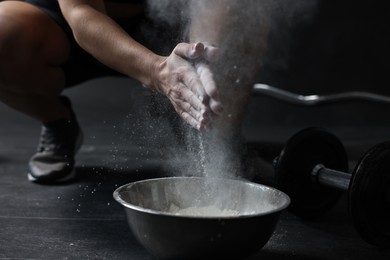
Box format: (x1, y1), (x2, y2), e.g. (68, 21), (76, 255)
(0, 1), (70, 93)
(0, 1), (70, 62)
(12, 0), (122, 87)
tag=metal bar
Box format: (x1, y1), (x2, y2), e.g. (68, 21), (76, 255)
(311, 164), (351, 191)
(253, 83), (390, 106)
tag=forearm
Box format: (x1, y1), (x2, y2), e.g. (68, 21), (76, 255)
(59, 2), (163, 87)
(59, 0), (221, 130)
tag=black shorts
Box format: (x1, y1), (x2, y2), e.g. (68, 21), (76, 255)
(24, 0), (182, 87)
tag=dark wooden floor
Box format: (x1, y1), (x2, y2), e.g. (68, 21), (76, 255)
(0, 78), (389, 260)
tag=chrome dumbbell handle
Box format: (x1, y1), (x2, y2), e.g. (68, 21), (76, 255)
(253, 83), (390, 106)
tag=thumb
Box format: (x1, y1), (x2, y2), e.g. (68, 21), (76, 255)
(174, 42), (205, 60)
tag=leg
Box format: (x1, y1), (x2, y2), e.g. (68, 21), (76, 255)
(186, 1), (271, 180)
(0, 0), (71, 122)
(189, 1), (268, 136)
(0, 1), (83, 184)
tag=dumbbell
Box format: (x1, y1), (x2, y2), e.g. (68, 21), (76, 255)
(273, 127), (390, 248)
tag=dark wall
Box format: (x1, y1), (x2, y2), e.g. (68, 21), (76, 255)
(244, 0), (390, 146)
(259, 0), (390, 95)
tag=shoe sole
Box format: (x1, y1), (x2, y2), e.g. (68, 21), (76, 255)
(27, 130), (84, 184)
(27, 168), (77, 183)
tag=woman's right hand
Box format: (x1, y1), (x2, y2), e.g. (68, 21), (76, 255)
(148, 42), (223, 130)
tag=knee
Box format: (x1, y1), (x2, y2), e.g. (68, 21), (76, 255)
(0, 2), (70, 92)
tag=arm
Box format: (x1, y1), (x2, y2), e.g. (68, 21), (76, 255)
(58, 0), (222, 130)
(58, 0), (158, 87)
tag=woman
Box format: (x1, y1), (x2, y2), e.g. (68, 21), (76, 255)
(0, 0), (223, 183)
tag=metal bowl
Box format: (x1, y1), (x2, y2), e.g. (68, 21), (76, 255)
(113, 177), (290, 259)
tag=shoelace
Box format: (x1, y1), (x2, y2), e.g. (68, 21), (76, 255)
(37, 125), (73, 153)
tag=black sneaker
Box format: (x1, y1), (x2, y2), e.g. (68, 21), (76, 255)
(27, 96), (83, 184)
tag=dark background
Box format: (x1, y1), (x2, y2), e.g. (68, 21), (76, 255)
(1, 0), (390, 259)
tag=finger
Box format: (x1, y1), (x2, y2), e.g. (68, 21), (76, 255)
(180, 110), (200, 130)
(169, 85), (209, 121)
(209, 99), (223, 115)
(196, 63), (218, 99)
(174, 42), (205, 60)
(179, 68), (209, 106)
(203, 45), (219, 61)
(196, 63), (223, 115)
(174, 102), (210, 130)
(175, 100), (210, 130)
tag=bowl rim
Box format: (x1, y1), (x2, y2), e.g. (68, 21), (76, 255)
(113, 176), (290, 219)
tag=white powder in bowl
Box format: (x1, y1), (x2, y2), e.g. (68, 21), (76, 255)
(169, 204), (240, 217)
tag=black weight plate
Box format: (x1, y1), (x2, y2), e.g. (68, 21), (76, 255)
(275, 127), (348, 219)
(349, 141), (390, 248)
